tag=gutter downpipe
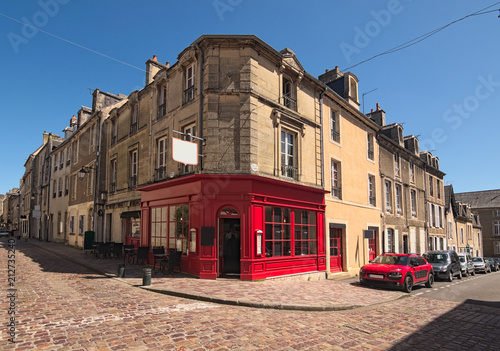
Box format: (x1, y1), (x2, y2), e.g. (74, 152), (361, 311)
(320, 87), (330, 278)
(94, 113), (102, 242)
(194, 43), (204, 170)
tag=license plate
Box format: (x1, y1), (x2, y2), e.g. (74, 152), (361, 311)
(368, 274), (384, 279)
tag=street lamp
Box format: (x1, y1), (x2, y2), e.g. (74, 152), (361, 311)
(77, 166), (94, 179)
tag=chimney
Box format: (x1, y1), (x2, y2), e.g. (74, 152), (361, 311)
(145, 55), (163, 85)
(152, 55), (157, 61)
(166, 62), (170, 68)
(367, 103), (385, 126)
(318, 66), (344, 85)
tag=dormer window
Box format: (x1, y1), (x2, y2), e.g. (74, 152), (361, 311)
(282, 76), (296, 111)
(349, 77), (358, 101)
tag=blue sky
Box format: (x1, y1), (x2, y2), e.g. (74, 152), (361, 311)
(0, 0), (499, 195)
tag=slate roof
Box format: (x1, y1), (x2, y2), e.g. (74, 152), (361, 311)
(455, 190), (500, 209)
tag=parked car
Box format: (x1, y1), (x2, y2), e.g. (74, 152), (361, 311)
(472, 257), (491, 274)
(423, 250), (462, 282)
(485, 258), (499, 272)
(359, 253), (434, 293)
(457, 252), (475, 277)
(0, 230), (10, 238)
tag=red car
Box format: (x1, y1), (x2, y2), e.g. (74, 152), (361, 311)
(359, 253), (434, 293)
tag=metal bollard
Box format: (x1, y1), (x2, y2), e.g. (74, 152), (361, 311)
(142, 268), (151, 286)
(117, 264), (125, 278)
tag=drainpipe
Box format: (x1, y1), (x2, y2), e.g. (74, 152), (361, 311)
(319, 87), (330, 278)
(424, 164), (429, 251)
(46, 134), (52, 242)
(94, 113), (101, 241)
(194, 43), (204, 171)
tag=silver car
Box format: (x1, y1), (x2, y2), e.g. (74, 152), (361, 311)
(457, 252), (475, 277)
(472, 257), (491, 274)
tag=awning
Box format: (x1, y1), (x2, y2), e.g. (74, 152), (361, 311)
(120, 211), (141, 219)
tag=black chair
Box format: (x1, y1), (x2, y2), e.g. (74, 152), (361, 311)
(134, 246), (149, 265)
(162, 249), (181, 274)
(152, 246), (167, 271)
(123, 245), (135, 263)
(93, 242), (103, 257)
(96, 242), (111, 259)
(111, 243), (124, 258)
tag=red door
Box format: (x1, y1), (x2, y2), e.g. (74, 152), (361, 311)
(368, 232), (377, 261)
(330, 228), (343, 272)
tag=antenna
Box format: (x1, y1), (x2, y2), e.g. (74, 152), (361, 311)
(362, 88), (378, 114)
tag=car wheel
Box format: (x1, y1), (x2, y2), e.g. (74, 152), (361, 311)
(464, 270), (469, 277)
(471, 269), (475, 276)
(458, 270), (462, 279)
(447, 270), (453, 282)
(425, 273), (434, 288)
(402, 275), (413, 293)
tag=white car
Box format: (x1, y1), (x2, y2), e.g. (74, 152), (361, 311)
(0, 230), (10, 237)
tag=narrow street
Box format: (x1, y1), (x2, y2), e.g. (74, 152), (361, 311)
(2, 239), (500, 350)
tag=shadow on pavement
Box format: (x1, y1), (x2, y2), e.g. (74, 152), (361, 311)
(388, 299), (500, 350)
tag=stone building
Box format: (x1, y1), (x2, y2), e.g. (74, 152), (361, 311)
(318, 67), (381, 276)
(456, 190), (500, 257)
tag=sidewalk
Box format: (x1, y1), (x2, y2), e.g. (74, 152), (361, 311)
(25, 239), (405, 311)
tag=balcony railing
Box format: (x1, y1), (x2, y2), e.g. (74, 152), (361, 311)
(368, 150), (374, 160)
(369, 196), (376, 206)
(281, 164), (298, 180)
(331, 186), (342, 199)
(184, 86), (195, 104)
(130, 122), (137, 134)
(331, 130), (340, 143)
(129, 176), (137, 189)
(283, 95), (297, 111)
(154, 166), (167, 182)
(110, 182), (116, 193)
(157, 103), (166, 118)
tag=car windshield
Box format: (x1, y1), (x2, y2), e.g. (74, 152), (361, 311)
(423, 253), (449, 264)
(459, 256), (465, 263)
(472, 257), (483, 262)
(372, 255), (409, 265)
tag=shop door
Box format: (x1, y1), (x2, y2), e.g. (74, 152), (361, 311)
(217, 210), (241, 277)
(330, 228), (343, 272)
(368, 232), (377, 261)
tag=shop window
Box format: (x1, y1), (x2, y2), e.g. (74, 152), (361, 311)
(151, 207), (168, 249)
(169, 205), (189, 254)
(265, 206), (291, 257)
(294, 210), (316, 255)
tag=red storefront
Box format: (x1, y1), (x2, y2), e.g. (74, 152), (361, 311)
(137, 174), (326, 280)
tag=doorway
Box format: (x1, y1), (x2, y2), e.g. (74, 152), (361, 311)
(218, 217), (241, 277)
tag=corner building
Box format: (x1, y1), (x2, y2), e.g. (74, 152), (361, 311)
(137, 35), (327, 280)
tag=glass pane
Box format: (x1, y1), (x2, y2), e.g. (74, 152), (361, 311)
(183, 205), (189, 220)
(170, 206), (177, 221)
(310, 212), (316, 225)
(265, 206), (272, 222)
(274, 226), (282, 240)
(182, 222), (189, 237)
(151, 208), (156, 222)
(302, 227), (309, 239)
(294, 209), (300, 224)
(161, 206), (167, 221)
(310, 242), (317, 254)
(273, 207), (282, 223)
(274, 242), (282, 257)
(310, 227), (316, 240)
(169, 223), (176, 238)
(169, 238), (176, 250)
(301, 241), (309, 255)
(333, 247), (338, 256)
(265, 224), (273, 240)
(283, 225), (290, 240)
(283, 208), (290, 223)
(265, 242), (273, 257)
(294, 225), (301, 240)
(283, 241), (291, 256)
(302, 211), (308, 224)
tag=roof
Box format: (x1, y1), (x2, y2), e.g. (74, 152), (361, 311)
(455, 189), (500, 209)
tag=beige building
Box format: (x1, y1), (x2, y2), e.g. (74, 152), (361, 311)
(318, 68), (381, 276)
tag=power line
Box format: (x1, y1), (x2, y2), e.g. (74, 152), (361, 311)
(0, 12), (145, 72)
(342, 3), (500, 71)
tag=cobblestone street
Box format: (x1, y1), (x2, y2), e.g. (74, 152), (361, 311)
(2, 239), (500, 350)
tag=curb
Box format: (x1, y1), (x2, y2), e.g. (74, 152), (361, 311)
(26, 240), (406, 311)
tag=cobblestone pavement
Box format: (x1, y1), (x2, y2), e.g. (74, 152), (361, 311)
(2, 238), (500, 350)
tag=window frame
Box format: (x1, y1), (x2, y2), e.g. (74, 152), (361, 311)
(331, 160), (342, 199)
(282, 75), (297, 111)
(494, 220), (500, 237)
(129, 149), (138, 188)
(184, 64), (195, 103)
(330, 109), (340, 143)
(368, 174), (376, 206)
(410, 189), (417, 217)
(367, 132), (374, 160)
(280, 129), (297, 179)
(394, 153), (400, 178)
(385, 180), (392, 213)
(395, 184), (403, 215)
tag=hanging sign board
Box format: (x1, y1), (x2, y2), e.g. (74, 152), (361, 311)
(172, 137), (198, 165)
(363, 230), (374, 239)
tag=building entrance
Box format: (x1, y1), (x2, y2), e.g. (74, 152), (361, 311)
(218, 214), (241, 277)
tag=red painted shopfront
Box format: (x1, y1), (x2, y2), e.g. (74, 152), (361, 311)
(137, 174), (327, 280)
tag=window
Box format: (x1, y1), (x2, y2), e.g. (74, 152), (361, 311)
(110, 159), (117, 193)
(151, 205), (190, 254)
(58, 178), (63, 197)
(64, 175), (69, 195)
(367, 133), (374, 160)
(72, 174), (77, 200)
(437, 179), (441, 199)
(130, 150), (138, 188)
(69, 216), (75, 234)
(395, 184), (402, 215)
(294, 210), (317, 256)
(74, 139), (79, 163)
(67, 147), (71, 166)
(349, 77), (358, 101)
(281, 130), (297, 179)
(265, 206), (291, 257)
(448, 221), (454, 239)
(386, 228), (396, 253)
(409, 162), (415, 183)
(87, 166), (93, 196)
(131, 104), (138, 133)
(182, 124), (196, 174)
(495, 242), (500, 255)
(60, 150), (64, 169)
(368, 174), (376, 206)
(155, 136), (168, 181)
(330, 109), (340, 143)
(78, 215), (85, 234)
(494, 210), (500, 217)
(282, 76), (296, 110)
(90, 124), (96, 151)
(331, 160), (342, 199)
(429, 175), (434, 197)
(495, 221), (500, 236)
(385, 181), (392, 213)
(111, 120), (117, 145)
(410, 190), (417, 217)
(52, 180), (57, 198)
(54, 154), (58, 171)
(158, 85), (167, 117)
(394, 153), (400, 178)
(184, 64), (195, 103)
(460, 228), (464, 244)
